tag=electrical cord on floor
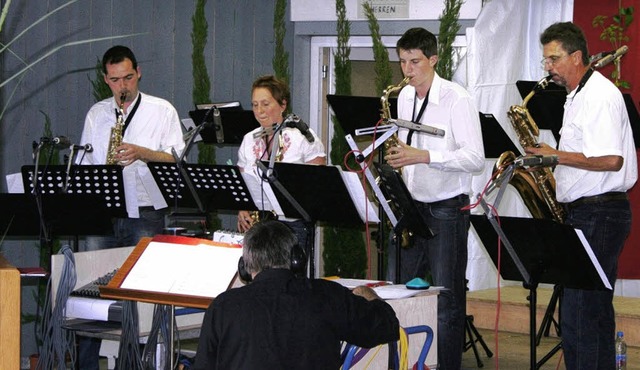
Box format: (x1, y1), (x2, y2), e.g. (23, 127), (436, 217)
(36, 244), (77, 370)
(142, 304), (174, 369)
(117, 300), (144, 370)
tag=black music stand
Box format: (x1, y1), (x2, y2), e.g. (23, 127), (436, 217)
(188, 108), (259, 144)
(327, 94), (401, 278)
(260, 161), (379, 277)
(374, 163), (433, 283)
(326, 94), (395, 137)
(146, 162), (259, 214)
(470, 213), (610, 370)
(516, 80), (566, 143)
(479, 112), (521, 158)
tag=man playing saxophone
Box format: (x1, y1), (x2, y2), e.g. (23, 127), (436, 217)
(526, 22), (637, 370)
(76, 45), (185, 370)
(384, 27), (484, 370)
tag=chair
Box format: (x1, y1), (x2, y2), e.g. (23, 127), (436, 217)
(342, 325), (434, 370)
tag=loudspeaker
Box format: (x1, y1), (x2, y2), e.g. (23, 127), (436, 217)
(237, 243), (307, 283)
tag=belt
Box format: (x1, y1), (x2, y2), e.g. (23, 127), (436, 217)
(564, 192), (628, 210)
(424, 194), (469, 207)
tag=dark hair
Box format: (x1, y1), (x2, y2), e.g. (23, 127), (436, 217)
(252, 75), (290, 106)
(540, 22), (590, 65)
(102, 45), (138, 74)
(242, 221), (298, 274)
(396, 27), (438, 57)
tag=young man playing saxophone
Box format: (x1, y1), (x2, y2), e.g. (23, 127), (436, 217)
(384, 27), (485, 370)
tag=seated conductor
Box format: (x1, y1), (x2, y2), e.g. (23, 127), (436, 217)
(193, 220), (400, 369)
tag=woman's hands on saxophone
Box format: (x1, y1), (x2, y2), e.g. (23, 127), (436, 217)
(238, 210), (252, 233)
(384, 140), (431, 168)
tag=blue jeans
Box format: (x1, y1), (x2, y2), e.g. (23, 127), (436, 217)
(79, 207), (166, 369)
(396, 194), (470, 370)
(560, 199), (631, 370)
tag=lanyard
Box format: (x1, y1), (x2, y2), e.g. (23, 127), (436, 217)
(115, 93), (142, 135)
(406, 89), (430, 146)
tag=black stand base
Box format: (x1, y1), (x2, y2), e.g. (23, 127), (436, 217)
(464, 315), (493, 368)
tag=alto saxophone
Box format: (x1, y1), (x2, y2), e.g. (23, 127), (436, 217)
(106, 93), (126, 165)
(379, 77), (413, 246)
(381, 77), (411, 171)
(497, 76), (565, 223)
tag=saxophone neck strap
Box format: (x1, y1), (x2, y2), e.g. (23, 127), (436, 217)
(407, 89), (430, 146)
(115, 93), (142, 135)
(575, 68), (594, 97)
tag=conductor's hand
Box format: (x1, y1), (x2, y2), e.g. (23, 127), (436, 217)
(384, 140), (430, 168)
(238, 210), (253, 233)
(352, 286), (382, 301)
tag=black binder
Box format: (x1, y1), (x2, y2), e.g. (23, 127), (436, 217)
(188, 109), (259, 144)
(326, 94), (396, 136)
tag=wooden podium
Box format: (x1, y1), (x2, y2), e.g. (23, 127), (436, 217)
(100, 235), (242, 308)
(0, 255), (20, 369)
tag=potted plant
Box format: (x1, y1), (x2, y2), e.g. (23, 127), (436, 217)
(592, 2), (634, 88)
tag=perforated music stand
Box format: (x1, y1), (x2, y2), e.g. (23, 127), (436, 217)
(188, 109), (259, 144)
(146, 162), (259, 213)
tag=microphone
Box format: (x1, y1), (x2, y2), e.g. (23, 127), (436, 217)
(514, 155), (559, 168)
(284, 114), (315, 143)
(70, 144), (93, 152)
(212, 106), (224, 143)
(593, 45), (628, 69)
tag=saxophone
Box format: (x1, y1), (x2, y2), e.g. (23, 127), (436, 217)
(380, 77), (412, 246)
(106, 93), (126, 165)
(497, 76), (565, 223)
(381, 77), (411, 168)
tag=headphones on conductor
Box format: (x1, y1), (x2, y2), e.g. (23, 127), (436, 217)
(237, 243), (307, 283)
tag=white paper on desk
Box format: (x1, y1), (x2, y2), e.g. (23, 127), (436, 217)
(575, 229), (612, 290)
(339, 170), (380, 223)
(373, 285), (425, 300)
(6, 172), (24, 193)
(241, 172), (284, 216)
(120, 241), (242, 298)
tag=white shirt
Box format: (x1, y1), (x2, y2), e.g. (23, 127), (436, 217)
(237, 125), (326, 220)
(78, 92), (185, 217)
(555, 71), (637, 202)
(396, 73), (485, 203)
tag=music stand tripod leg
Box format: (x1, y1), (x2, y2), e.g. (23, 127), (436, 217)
(536, 284), (562, 345)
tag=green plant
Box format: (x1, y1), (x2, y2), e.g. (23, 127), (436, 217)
(89, 58), (111, 102)
(191, 0), (221, 231)
(363, 1), (393, 95)
(322, 0), (367, 279)
(436, 0), (463, 80)
(592, 3), (634, 88)
(273, 0), (290, 110)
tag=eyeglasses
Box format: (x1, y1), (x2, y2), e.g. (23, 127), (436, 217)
(540, 53), (571, 68)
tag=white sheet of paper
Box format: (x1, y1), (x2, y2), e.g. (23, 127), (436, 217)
(574, 228), (612, 290)
(340, 170), (380, 223)
(120, 241), (242, 298)
(242, 171), (284, 216)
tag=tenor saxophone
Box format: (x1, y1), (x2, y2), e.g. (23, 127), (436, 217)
(497, 76), (565, 223)
(106, 93), (126, 165)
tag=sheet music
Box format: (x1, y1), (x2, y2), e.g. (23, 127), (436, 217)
(574, 229), (612, 290)
(339, 170), (380, 223)
(120, 240), (242, 298)
(241, 172), (284, 216)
